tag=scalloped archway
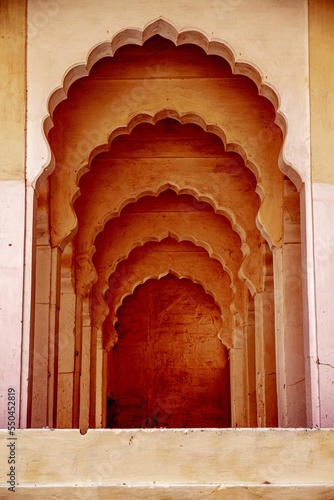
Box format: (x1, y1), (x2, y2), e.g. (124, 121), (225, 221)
(41, 18), (301, 188)
(108, 274), (231, 429)
(100, 237), (234, 349)
(74, 118), (262, 297)
(30, 23), (304, 431)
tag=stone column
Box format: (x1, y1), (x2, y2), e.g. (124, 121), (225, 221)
(57, 243), (76, 428)
(230, 314), (246, 427)
(79, 295), (92, 433)
(245, 296), (257, 427)
(273, 244), (305, 427)
(252, 243), (277, 427)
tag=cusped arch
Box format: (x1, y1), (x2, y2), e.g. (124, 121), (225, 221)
(50, 108), (280, 254)
(91, 210), (249, 328)
(103, 268), (232, 351)
(106, 271), (231, 429)
(43, 17), (298, 185)
(75, 179), (262, 297)
(72, 117), (263, 280)
(41, 24), (302, 254)
(52, 109), (275, 251)
(96, 237), (234, 349)
(92, 228), (240, 320)
(110, 272), (226, 348)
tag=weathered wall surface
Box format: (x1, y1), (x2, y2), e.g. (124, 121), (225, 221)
(24, 0), (309, 432)
(309, 0), (334, 427)
(0, 0), (314, 429)
(108, 275), (230, 429)
(309, 0), (334, 184)
(0, 0), (26, 180)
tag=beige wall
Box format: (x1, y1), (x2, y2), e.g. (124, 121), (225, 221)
(0, 0), (333, 423)
(1, 428), (334, 498)
(0, 0), (26, 180)
(24, 0), (310, 432)
(2, 0), (333, 426)
(309, 0), (334, 184)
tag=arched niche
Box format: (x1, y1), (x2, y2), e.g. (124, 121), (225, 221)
(91, 189), (249, 326)
(45, 34), (291, 251)
(30, 25), (304, 431)
(107, 274), (231, 429)
(74, 118), (262, 297)
(100, 237), (234, 349)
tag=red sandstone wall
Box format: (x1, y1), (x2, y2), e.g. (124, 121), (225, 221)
(107, 275), (230, 428)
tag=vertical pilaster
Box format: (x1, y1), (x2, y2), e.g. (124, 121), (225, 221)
(245, 296), (257, 427)
(31, 244), (51, 427)
(30, 180), (50, 428)
(89, 318), (106, 429)
(79, 295), (91, 433)
(230, 314), (246, 427)
(253, 244), (277, 427)
(31, 244), (61, 428)
(48, 247), (61, 427)
(73, 294), (82, 428)
(57, 243), (76, 428)
(273, 245), (306, 427)
(262, 248), (277, 427)
(254, 292), (265, 426)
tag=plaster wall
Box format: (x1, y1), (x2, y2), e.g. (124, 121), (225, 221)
(0, 0), (26, 180)
(24, 2), (310, 429)
(309, 0), (334, 184)
(309, 0), (334, 426)
(0, 181), (25, 428)
(108, 276), (230, 429)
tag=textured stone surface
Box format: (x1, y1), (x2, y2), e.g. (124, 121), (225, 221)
(108, 275), (230, 428)
(1, 429), (334, 498)
(102, 237), (234, 349)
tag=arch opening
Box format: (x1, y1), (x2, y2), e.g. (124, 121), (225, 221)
(107, 275), (231, 429)
(101, 236), (235, 350)
(29, 26), (305, 432)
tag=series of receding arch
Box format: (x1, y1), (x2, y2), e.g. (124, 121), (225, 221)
(30, 21), (305, 430)
(102, 237), (234, 349)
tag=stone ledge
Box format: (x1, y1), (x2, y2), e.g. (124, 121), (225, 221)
(1, 428), (334, 496)
(1, 484), (334, 499)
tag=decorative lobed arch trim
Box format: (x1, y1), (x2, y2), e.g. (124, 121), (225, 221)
(55, 110), (270, 252)
(27, 17), (309, 432)
(91, 232), (245, 333)
(76, 181), (261, 297)
(41, 17), (301, 189)
(106, 272), (232, 351)
(39, 19), (302, 251)
(104, 238), (234, 344)
(79, 131), (258, 248)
